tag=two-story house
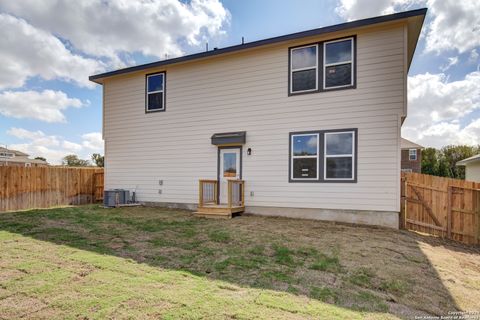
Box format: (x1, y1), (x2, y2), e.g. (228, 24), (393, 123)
(90, 9), (427, 229)
(400, 138), (423, 173)
(0, 147), (48, 167)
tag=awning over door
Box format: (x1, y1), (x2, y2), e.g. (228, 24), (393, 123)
(211, 131), (246, 145)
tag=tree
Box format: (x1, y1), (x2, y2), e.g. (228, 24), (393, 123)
(419, 145), (480, 179)
(91, 153), (104, 167)
(436, 156), (451, 178)
(34, 156), (46, 162)
(421, 148), (437, 175)
(440, 145), (479, 179)
(62, 154), (90, 167)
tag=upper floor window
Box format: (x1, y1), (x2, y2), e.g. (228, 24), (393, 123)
(289, 36), (355, 95)
(290, 45), (318, 93)
(323, 38), (354, 89)
(409, 149), (417, 161)
(0, 152), (14, 158)
(146, 72), (165, 112)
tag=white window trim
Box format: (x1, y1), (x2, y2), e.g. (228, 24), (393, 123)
(409, 149), (417, 161)
(146, 73), (165, 112)
(323, 37), (354, 90)
(324, 131), (355, 181)
(290, 44), (319, 94)
(291, 133), (319, 181)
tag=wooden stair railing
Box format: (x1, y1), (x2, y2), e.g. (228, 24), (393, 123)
(199, 179), (218, 207)
(228, 180), (245, 208)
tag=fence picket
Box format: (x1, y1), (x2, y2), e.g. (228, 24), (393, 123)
(401, 172), (480, 245)
(0, 166), (104, 212)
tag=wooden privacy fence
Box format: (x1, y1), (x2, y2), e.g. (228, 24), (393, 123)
(401, 172), (480, 245)
(0, 166), (104, 212)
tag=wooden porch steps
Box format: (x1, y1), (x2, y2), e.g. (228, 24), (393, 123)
(195, 204), (245, 218)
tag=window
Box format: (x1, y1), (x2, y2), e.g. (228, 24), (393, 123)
(409, 149), (417, 161)
(324, 131), (355, 180)
(223, 153), (237, 177)
(146, 72), (165, 112)
(291, 133), (319, 180)
(288, 36), (355, 95)
(289, 129), (357, 183)
(0, 152), (14, 158)
(290, 45), (318, 93)
(323, 38), (354, 89)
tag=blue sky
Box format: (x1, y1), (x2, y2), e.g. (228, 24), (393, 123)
(0, 0), (479, 164)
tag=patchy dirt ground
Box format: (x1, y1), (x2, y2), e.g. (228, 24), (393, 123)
(0, 205), (479, 319)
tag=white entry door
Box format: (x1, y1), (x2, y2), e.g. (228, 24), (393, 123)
(219, 148), (241, 204)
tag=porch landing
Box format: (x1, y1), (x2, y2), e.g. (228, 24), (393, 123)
(195, 204), (245, 218)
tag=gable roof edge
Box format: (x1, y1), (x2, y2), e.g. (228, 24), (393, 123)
(89, 8), (427, 84)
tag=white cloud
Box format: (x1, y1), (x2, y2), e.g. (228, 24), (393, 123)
(439, 56), (458, 72)
(335, 0), (415, 20)
(7, 128), (104, 164)
(425, 0), (480, 54)
(7, 128), (60, 147)
(0, 0), (230, 63)
(335, 0), (480, 54)
(0, 90), (86, 123)
(470, 49), (479, 63)
(402, 71), (480, 147)
(81, 132), (104, 151)
(0, 13), (105, 89)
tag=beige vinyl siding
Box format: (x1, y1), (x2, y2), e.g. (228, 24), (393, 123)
(103, 23), (405, 212)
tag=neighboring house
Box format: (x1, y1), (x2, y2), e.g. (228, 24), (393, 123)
(456, 154), (480, 182)
(400, 138), (423, 173)
(90, 9), (427, 229)
(0, 147), (48, 167)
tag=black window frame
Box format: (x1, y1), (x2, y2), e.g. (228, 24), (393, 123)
(288, 35), (356, 96)
(289, 128), (358, 183)
(145, 71), (166, 113)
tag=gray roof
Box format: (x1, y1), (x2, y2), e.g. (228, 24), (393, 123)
(90, 8), (427, 84)
(0, 146), (48, 164)
(401, 138), (424, 150)
(0, 146), (29, 157)
(456, 154), (480, 166)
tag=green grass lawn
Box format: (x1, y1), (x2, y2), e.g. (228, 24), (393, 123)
(0, 205), (479, 319)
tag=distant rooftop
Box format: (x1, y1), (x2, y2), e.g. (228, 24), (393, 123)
(456, 154), (480, 166)
(0, 146), (29, 157)
(400, 138), (423, 150)
(0, 147), (48, 164)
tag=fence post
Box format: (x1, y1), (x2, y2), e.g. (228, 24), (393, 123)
(447, 186), (452, 239)
(400, 176), (406, 229)
(476, 189), (480, 245)
(199, 180), (203, 208)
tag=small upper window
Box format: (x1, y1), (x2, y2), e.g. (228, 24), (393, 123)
(409, 149), (417, 161)
(324, 131), (355, 180)
(0, 152), (14, 158)
(323, 38), (354, 89)
(290, 45), (318, 93)
(291, 133), (319, 180)
(146, 72), (165, 112)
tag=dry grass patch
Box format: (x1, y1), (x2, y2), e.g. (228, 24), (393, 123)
(0, 205), (478, 319)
